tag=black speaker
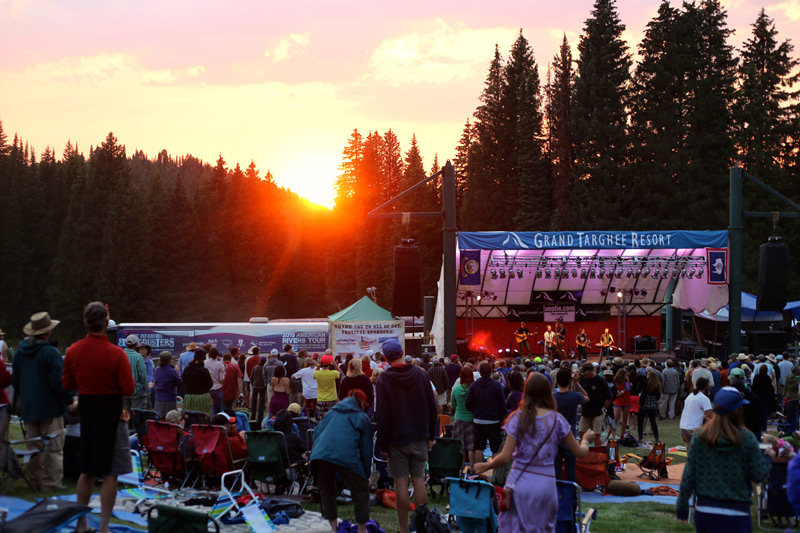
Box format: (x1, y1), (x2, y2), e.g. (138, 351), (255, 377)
(747, 330), (788, 355)
(393, 244), (423, 316)
(758, 241), (789, 311)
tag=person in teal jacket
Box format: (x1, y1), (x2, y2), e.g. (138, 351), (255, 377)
(11, 311), (73, 490)
(311, 389), (372, 533)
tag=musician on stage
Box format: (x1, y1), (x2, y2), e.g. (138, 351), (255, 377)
(600, 328), (614, 361)
(556, 319), (567, 355)
(543, 325), (557, 357)
(575, 329), (588, 360)
(514, 322), (531, 355)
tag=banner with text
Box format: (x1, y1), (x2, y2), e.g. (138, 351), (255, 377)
(507, 304), (611, 323)
(116, 329), (329, 355)
(330, 320), (405, 357)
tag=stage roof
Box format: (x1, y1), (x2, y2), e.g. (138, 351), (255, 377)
(456, 230), (729, 316)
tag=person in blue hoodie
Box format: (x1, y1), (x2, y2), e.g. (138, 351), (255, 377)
(466, 361), (507, 459)
(311, 389), (373, 533)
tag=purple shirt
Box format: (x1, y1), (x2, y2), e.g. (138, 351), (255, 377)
(153, 365), (182, 402)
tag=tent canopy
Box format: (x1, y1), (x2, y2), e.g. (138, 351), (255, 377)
(328, 296), (396, 322)
(457, 230), (729, 316)
(696, 292), (799, 322)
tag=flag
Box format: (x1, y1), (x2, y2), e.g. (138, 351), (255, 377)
(460, 250), (481, 285)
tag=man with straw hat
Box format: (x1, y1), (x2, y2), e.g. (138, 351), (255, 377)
(11, 311), (73, 491)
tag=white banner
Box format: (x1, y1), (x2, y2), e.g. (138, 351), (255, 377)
(330, 320), (405, 357)
(543, 303), (575, 322)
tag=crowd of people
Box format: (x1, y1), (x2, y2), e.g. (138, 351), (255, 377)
(5, 305), (800, 532)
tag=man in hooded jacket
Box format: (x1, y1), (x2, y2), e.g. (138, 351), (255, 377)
(375, 339), (437, 533)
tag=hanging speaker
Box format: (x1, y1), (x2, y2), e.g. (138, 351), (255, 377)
(757, 239), (789, 312)
(393, 243), (423, 317)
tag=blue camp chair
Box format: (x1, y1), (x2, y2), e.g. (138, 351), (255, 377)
(556, 480), (596, 533)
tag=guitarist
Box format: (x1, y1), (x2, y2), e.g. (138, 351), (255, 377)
(514, 322), (531, 355)
(575, 328), (589, 360)
(600, 328), (615, 361)
(556, 318), (568, 355)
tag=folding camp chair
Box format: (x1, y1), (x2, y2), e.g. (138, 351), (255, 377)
(755, 459), (799, 530)
(427, 437), (464, 496)
(447, 476), (498, 533)
(118, 449), (177, 508)
(438, 414), (451, 436)
(183, 410), (211, 428)
(556, 480), (597, 533)
(245, 430), (303, 495)
(623, 441), (671, 481)
(147, 503), (221, 533)
(774, 411), (798, 437)
(1, 498), (92, 533)
(131, 408), (160, 446)
(192, 424), (247, 488)
(145, 419), (193, 488)
(0, 403), (60, 492)
(606, 439), (621, 469)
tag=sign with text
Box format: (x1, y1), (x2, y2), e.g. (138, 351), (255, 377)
(330, 320), (405, 357)
(543, 303), (575, 322)
(508, 304), (610, 323)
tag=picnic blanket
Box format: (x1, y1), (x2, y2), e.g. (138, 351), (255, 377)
(581, 481), (682, 505)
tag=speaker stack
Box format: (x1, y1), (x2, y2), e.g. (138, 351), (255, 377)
(392, 240), (423, 317)
(757, 239), (789, 312)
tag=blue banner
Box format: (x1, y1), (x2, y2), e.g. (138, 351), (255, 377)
(460, 250), (481, 285)
(458, 230), (728, 251)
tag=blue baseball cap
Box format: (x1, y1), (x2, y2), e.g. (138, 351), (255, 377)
(714, 386), (749, 414)
(382, 338), (403, 360)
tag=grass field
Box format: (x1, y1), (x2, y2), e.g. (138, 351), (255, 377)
(4, 415), (780, 532)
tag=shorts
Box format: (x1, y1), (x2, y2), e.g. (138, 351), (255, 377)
(681, 428), (696, 444)
(304, 398), (317, 411)
(473, 422), (503, 454)
(388, 440), (428, 479)
(437, 392), (447, 406)
(317, 400), (337, 419)
(579, 416), (604, 435)
(453, 419), (476, 451)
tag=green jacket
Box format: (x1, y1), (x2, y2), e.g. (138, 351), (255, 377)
(451, 383), (474, 422)
(677, 428), (770, 518)
(785, 373), (800, 400)
(124, 347), (148, 395)
(11, 339), (73, 422)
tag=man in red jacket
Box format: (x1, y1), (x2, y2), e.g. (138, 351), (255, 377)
(63, 302), (134, 533)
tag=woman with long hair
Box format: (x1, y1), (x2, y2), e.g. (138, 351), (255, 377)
(612, 369), (631, 437)
(474, 373), (594, 531)
(637, 369), (662, 442)
(268, 364), (291, 418)
(339, 357), (374, 408)
(677, 387), (772, 530)
(182, 349), (213, 416)
(451, 365), (479, 466)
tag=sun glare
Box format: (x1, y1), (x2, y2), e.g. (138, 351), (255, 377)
(275, 159), (338, 209)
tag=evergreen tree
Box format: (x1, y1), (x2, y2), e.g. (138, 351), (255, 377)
(571, 0), (632, 229)
(547, 34), (575, 230)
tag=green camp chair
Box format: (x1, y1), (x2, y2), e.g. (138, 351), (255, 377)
(147, 504), (220, 533)
(427, 437), (464, 496)
(245, 430), (300, 494)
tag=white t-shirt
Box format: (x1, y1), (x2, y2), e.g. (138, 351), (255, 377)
(691, 368), (713, 389)
(294, 367), (318, 399)
(680, 391), (712, 431)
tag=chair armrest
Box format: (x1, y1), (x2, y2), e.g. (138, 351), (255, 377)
(9, 432), (58, 446)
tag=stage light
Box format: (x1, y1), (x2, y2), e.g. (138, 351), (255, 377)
(571, 269), (578, 278)
(651, 268), (659, 278)
(517, 269), (523, 278)
(589, 269), (597, 279)
(662, 269), (670, 279)
(680, 269), (687, 278)
(600, 289), (608, 297)
(476, 294), (482, 301)
(635, 269), (642, 278)
(617, 291), (624, 298)
(640, 290), (648, 297)
(672, 269), (679, 279)
(626, 269), (633, 278)
(554, 269), (561, 279)
(580, 269), (588, 279)
(598, 268), (605, 278)
(697, 268), (704, 278)
(499, 269), (506, 279)
(545, 268), (551, 279)
(688, 268), (696, 278)
(490, 269), (498, 280)
(643, 268), (650, 277)
(536, 270), (543, 278)
(509, 269), (515, 279)
(614, 269), (622, 279)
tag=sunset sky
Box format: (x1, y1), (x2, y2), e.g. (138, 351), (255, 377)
(2, 0), (798, 207)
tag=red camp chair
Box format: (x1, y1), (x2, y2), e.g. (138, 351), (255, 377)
(146, 420), (193, 488)
(191, 424), (247, 487)
(575, 448), (610, 492)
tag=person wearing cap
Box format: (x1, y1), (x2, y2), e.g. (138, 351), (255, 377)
(375, 338), (438, 533)
(12, 311), (73, 491)
(153, 351), (182, 417)
(137, 343), (154, 408)
(63, 302), (135, 533)
(314, 354), (342, 420)
(728, 367), (765, 440)
(122, 334), (149, 414)
(264, 348), (283, 405)
(676, 387), (771, 528)
(211, 413), (248, 461)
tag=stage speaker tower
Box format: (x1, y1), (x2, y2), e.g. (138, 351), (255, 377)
(757, 237), (789, 312)
(393, 239), (423, 317)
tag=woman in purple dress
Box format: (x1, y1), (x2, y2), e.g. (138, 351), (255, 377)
(474, 373), (594, 532)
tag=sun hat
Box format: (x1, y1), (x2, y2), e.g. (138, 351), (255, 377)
(165, 410), (183, 424)
(534, 357), (542, 363)
(187, 342), (198, 351)
(0, 329), (4, 335)
(382, 338), (403, 360)
(365, 350), (375, 358)
(23, 312), (60, 336)
(404, 355), (412, 363)
(737, 353), (748, 361)
(603, 369), (614, 376)
(288, 403), (301, 415)
(713, 386), (749, 414)
(450, 355), (459, 361)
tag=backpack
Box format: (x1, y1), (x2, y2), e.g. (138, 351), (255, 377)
(410, 504), (451, 533)
(619, 432), (638, 447)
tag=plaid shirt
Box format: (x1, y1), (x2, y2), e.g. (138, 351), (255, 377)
(428, 364), (448, 394)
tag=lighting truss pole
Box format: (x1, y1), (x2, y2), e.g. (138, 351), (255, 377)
(367, 161), (457, 358)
